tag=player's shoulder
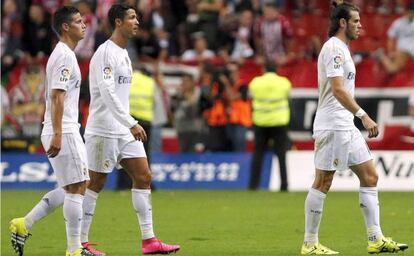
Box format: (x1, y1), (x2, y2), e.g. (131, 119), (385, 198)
(93, 40), (118, 62)
(322, 37), (347, 56)
(49, 43), (75, 65)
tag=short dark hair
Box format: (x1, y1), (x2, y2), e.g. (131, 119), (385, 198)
(265, 62), (277, 72)
(108, 4), (134, 30)
(52, 6), (80, 36)
(328, 1), (359, 37)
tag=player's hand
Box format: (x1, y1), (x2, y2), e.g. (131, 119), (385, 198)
(361, 115), (379, 138)
(47, 134), (62, 158)
(130, 124), (147, 141)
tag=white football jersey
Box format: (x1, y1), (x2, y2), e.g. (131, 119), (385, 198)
(313, 36), (356, 131)
(85, 40), (137, 138)
(42, 42), (81, 135)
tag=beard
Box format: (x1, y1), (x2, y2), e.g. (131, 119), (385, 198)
(345, 27), (357, 41)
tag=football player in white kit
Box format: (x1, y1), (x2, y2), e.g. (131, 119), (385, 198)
(81, 4), (179, 255)
(300, 2), (408, 255)
(10, 6), (91, 256)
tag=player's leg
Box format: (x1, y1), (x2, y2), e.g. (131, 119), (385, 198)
(301, 169), (338, 255)
(45, 133), (89, 255)
(120, 139), (180, 254)
(81, 171), (107, 256)
(302, 130), (342, 255)
(10, 187), (65, 255)
(64, 181), (87, 255)
(351, 160), (408, 253)
(81, 135), (116, 256)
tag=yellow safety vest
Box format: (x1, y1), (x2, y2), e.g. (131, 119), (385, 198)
(130, 71), (155, 122)
(249, 72), (291, 127)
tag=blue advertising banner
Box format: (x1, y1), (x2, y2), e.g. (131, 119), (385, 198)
(151, 153), (272, 189)
(1, 152), (273, 190)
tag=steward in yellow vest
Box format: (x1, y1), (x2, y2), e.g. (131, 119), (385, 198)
(249, 70), (291, 127)
(248, 62), (291, 191)
(130, 71), (155, 123)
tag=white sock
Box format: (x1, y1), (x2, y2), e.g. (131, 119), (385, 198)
(131, 189), (155, 240)
(25, 187), (65, 230)
(359, 187), (383, 242)
(304, 188), (326, 246)
(81, 189), (99, 243)
(64, 193), (83, 253)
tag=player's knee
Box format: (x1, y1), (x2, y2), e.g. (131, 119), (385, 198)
(139, 168), (152, 185)
(88, 174), (107, 193)
(365, 172), (378, 187)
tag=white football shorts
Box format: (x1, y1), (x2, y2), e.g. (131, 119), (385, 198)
(313, 128), (373, 171)
(41, 133), (89, 187)
(85, 134), (147, 173)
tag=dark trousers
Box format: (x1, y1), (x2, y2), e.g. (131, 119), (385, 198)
(116, 119), (152, 190)
(249, 125), (290, 191)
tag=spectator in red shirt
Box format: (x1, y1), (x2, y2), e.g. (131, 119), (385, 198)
(254, 2), (293, 66)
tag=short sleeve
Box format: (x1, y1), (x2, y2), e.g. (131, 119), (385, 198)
(51, 55), (73, 91)
(324, 46), (345, 78)
(387, 19), (400, 39)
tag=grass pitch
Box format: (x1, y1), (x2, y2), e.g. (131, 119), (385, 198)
(2, 190), (413, 256)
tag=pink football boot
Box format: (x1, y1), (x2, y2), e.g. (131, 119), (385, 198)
(142, 237), (180, 255)
(82, 242), (106, 256)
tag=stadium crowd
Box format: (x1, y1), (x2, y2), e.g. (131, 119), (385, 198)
(1, 0), (414, 153)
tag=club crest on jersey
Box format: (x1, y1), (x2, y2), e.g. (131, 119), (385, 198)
(59, 68), (70, 82)
(333, 55), (342, 69)
(103, 66), (112, 80)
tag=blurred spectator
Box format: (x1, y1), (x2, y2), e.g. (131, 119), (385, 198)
(230, 9), (255, 61)
(254, 2), (294, 66)
(377, 0), (394, 15)
(220, 63), (252, 151)
(6, 63), (45, 139)
(134, 25), (165, 62)
(173, 74), (203, 152)
(181, 33), (215, 62)
(199, 64), (230, 151)
(95, 0), (116, 21)
(137, 0), (176, 59)
(177, 0), (199, 54)
(1, 0), (24, 76)
(373, 2), (414, 74)
(248, 61), (291, 191)
(32, 0), (62, 14)
(23, 4), (54, 58)
(197, 0), (224, 51)
(74, 1), (97, 60)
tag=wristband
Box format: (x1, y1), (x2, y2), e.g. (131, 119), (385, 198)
(355, 108), (366, 119)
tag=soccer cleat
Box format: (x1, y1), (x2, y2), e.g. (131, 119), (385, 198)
(10, 218), (31, 256)
(82, 242), (106, 256)
(142, 237), (180, 255)
(66, 247), (95, 256)
(367, 236), (408, 254)
(301, 243), (339, 255)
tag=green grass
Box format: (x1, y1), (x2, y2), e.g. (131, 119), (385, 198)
(2, 191), (413, 256)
